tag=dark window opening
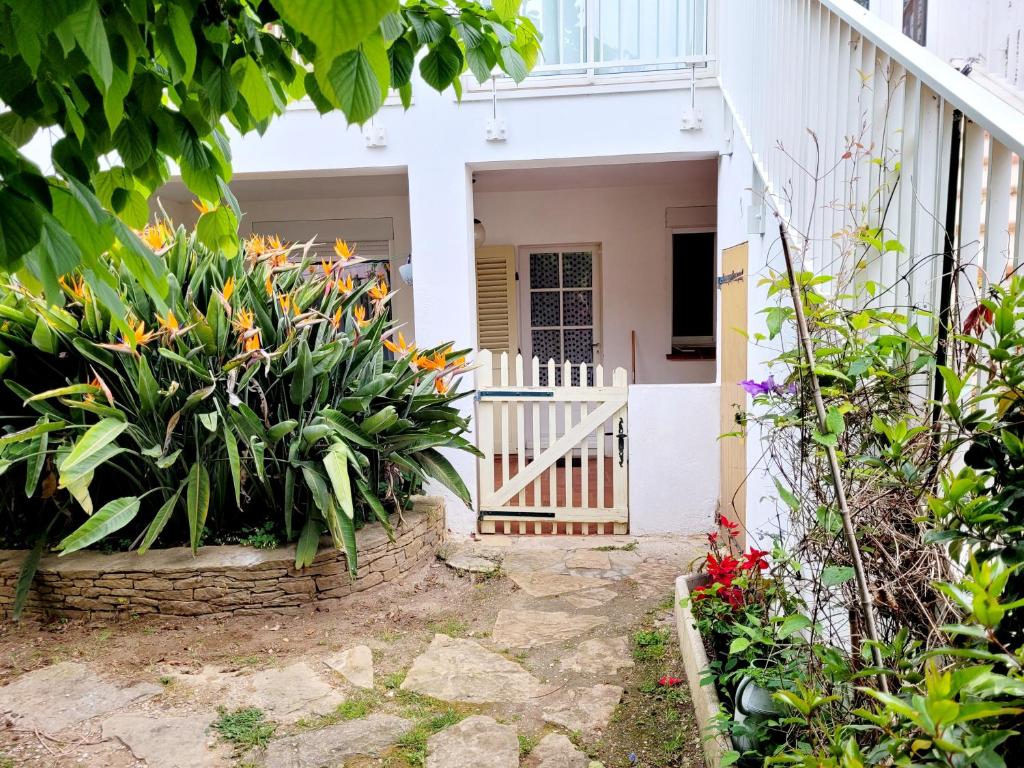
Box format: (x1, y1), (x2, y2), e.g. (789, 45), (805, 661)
(671, 232), (716, 356)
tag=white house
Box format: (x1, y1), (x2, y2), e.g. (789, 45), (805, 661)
(148, 0), (1023, 542)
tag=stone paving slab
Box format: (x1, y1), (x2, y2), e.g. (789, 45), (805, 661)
(542, 684), (624, 735)
(263, 713), (413, 768)
(508, 572), (610, 597)
(425, 715), (518, 768)
(170, 662), (344, 723)
(560, 636), (634, 674)
(324, 644), (374, 689)
(401, 634), (547, 703)
(101, 713), (225, 768)
(529, 733), (590, 768)
(491, 609), (609, 649)
(0, 661), (161, 733)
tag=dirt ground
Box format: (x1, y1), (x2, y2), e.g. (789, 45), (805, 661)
(0, 536), (706, 768)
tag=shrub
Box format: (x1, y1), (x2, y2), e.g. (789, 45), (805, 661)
(0, 223), (477, 589)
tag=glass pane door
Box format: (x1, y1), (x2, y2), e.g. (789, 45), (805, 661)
(521, 247), (599, 386)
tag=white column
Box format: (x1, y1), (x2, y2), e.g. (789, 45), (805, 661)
(407, 160), (478, 534)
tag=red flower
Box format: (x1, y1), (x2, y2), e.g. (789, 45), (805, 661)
(720, 516), (741, 538)
(658, 676), (684, 686)
(740, 548), (770, 571)
(707, 531), (719, 546)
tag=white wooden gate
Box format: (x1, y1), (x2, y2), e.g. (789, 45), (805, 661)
(475, 350), (628, 535)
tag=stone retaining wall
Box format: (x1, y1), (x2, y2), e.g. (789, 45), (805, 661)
(0, 496), (445, 620)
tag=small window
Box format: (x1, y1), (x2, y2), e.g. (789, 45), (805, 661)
(671, 231), (716, 354)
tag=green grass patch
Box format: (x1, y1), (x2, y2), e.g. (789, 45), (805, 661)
(518, 732), (539, 756)
(426, 617), (469, 637)
(295, 691), (381, 731)
(594, 541), (638, 552)
(632, 629), (669, 661)
(212, 707), (276, 751)
(382, 670), (407, 690)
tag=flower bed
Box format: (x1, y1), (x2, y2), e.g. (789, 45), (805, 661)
(0, 497), (443, 621)
(675, 573), (731, 768)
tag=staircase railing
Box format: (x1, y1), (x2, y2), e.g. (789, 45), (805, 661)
(719, 0), (1024, 322)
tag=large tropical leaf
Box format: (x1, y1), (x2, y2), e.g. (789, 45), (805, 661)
(57, 417), (126, 479)
(294, 514), (321, 569)
(415, 448), (472, 507)
(57, 496), (140, 555)
(186, 462), (210, 553)
(138, 483), (184, 554)
(323, 443), (354, 520)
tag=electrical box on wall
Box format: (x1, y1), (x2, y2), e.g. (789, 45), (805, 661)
(363, 123), (387, 148)
(485, 118), (507, 142)
(680, 107), (703, 131)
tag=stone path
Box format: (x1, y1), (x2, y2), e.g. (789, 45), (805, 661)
(0, 533), (702, 767)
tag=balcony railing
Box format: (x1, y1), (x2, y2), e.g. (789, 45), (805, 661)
(495, 0), (713, 82)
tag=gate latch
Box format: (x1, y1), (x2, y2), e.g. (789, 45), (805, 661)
(616, 417), (627, 467)
(717, 269), (744, 287)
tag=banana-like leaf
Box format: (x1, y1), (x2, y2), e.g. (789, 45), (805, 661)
(24, 383), (100, 402)
(223, 422), (241, 506)
(290, 337), (313, 405)
(323, 443), (354, 520)
(0, 417), (66, 448)
(137, 354), (159, 412)
(187, 462), (211, 553)
(58, 418), (127, 479)
(415, 448), (472, 507)
(138, 483), (184, 554)
(321, 410), (375, 447)
(12, 536), (45, 620)
(57, 496), (140, 555)
(23, 420), (49, 497)
(294, 514), (321, 569)
(356, 479), (394, 539)
(302, 466), (345, 550)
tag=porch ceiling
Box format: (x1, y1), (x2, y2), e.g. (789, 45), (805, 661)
(472, 159), (717, 193)
(157, 170), (409, 203)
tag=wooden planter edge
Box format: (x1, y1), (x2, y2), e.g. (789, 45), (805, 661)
(674, 573), (732, 768)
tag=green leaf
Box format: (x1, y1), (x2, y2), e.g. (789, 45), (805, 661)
(290, 337), (314, 405)
(822, 566), (856, 587)
(778, 614), (812, 638)
(186, 462), (211, 553)
(326, 41), (386, 124)
(0, 189), (43, 270)
(58, 418), (127, 480)
(356, 479), (394, 537)
(224, 422), (241, 507)
(729, 637), (751, 654)
(0, 418), (67, 448)
(420, 37), (464, 90)
(67, 0), (112, 89)
(499, 46), (527, 82)
(138, 484), (184, 554)
(323, 443), (355, 520)
(167, 4), (197, 84)
(57, 497), (140, 555)
(825, 406), (845, 435)
(388, 37), (415, 87)
(774, 478), (800, 510)
(232, 57), (276, 122)
(23, 421), (48, 497)
(271, 0), (397, 59)
(294, 515), (321, 569)
(137, 355), (159, 413)
(415, 448), (472, 507)
(196, 206), (239, 258)
(493, 0), (520, 21)
(13, 536), (45, 621)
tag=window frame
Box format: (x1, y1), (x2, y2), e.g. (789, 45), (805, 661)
(666, 227), (717, 352)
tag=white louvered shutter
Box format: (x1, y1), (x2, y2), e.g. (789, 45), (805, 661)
(475, 246), (519, 361)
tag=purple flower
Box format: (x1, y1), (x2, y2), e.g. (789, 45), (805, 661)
(740, 376), (795, 396)
(628, 754), (638, 765)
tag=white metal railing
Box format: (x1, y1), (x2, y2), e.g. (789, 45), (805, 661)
(497, 0), (712, 82)
(720, 0), (1024, 323)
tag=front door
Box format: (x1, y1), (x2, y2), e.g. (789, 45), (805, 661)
(719, 242), (749, 548)
(518, 245), (602, 386)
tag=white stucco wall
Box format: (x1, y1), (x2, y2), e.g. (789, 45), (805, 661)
(628, 383), (720, 534)
(716, 121), (783, 546)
